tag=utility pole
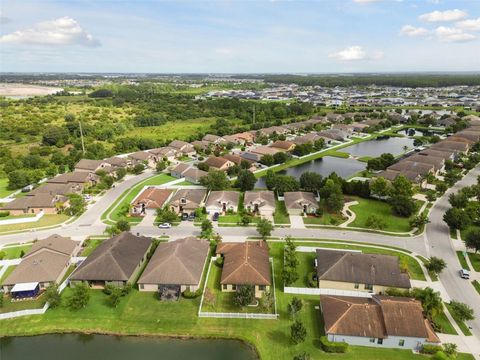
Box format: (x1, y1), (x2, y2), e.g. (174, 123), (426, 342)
(253, 104), (256, 125)
(78, 121), (85, 154)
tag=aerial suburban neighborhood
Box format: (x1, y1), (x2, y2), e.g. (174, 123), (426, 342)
(1, 1), (480, 360)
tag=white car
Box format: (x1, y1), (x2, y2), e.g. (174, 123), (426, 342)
(158, 223), (172, 229)
(459, 269), (470, 279)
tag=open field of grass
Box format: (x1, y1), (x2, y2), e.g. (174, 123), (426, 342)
(348, 197), (413, 233)
(0, 214), (70, 234)
(0, 244), (32, 259)
(102, 173), (175, 224)
(457, 251), (470, 270)
(467, 252), (480, 272)
(0, 238), (460, 360)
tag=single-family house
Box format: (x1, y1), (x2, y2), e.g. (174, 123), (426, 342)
(320, 295), (440, 350)
(70, 232), (152, 288)
(216, 241), (271, 298)
(205, 191), (240, 214)
(130, 187), (172, 216)
(149, 147), (178, 162)
(284, 191), (318, 215)
(250, 146), (282, 158)
(191, 140), (211, 152)
(430, 140), (469, 154)
(47, 171), (99, 187)
(418, 149), (455, 162)
(316, 249), (411, 293)
(171, 163), (191, 179)
(244, 191), (276, 217)
(129, 151), (157, 168)
(204, 156), (235, 171)
(104, 156), (128, 168)
(388, 161), (436, 177)
(1, 193), (68, 215)
(2, 235), (80, 298)
(270, 140), (295, 152)
(168, 140), (196, 156)
(75, 159), (111, 173)
(169, 189), (207, 214)
(203, 134), (226, 145)
(29, 182), (82, 197)
(406, 155), (445, 172)
(182, 167), (208, 184)
(138, 237), (210, 295)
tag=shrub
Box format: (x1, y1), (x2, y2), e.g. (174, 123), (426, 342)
(215, 256), (224, 267)
(182, 289), (201, 299)
(319, 336), (348, 353)
(421, 344), (443, 355)
(432, 351), (449, 360)
(0, 211), (10, 217)
(307, 272), (317, 288)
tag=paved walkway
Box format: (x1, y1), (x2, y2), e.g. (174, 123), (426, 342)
(339, 201), (358, 228)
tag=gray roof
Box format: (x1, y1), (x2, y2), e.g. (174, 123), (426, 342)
(75, 159), (105, 171)
(244, 191), (276, 210)
(138, 237), (209, 285)
(28, 234), (78, 257)
(29, 183), (80, 196)
(2, 193), (60, 210)
(70, 232), (152, 282)
(316, 249), (411, 288)
(284, 192), (318, 210)
(47, 171), (97, 184)
(169, 189), (207, 208)
(206, 191), (240, 208)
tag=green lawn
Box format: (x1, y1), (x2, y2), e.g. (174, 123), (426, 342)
(0, 244), (32, 259)
(81, 238), (106, 256)
(0, 213), (36, 220)
(175, 180), (194, 186)
(0, 178), (15, 198)
(432, 310), (457, 335)
(348, 197), (413, 233)
(457, 251), (470, 270)
(303, 213), (345, 226)
(0, 265), (16, 285)
(0, 293), (46, 314)
(201, 262), (274, 314)
(273, 200), (290, 225)
(102, 173), (175, 224)
(472, 280), (480, 295)
(0, 238), (450, 360)
(467, 252), (480, 272)
(445, 303), (472, 336)
(292, 252), (316, 288)
(0, 214), (70, 234)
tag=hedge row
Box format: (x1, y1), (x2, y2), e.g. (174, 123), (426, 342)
(319, 336), (349, 353)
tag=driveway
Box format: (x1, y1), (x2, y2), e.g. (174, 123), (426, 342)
(289, 215), (305, 229)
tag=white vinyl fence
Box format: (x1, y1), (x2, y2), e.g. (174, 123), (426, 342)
(284, 287), (372, 298)
(0, 211), (44, 225)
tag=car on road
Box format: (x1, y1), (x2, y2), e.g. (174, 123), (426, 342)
(212, 212), (220, 221)
(158, 223), (172, 229)
(459, 269), (470, 279)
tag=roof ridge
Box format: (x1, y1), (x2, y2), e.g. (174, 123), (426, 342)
(318, 252), (348, 280)
(326, 298), (358, 333)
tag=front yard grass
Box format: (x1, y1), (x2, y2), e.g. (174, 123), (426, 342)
(467, 252), (480, 272)
(432, 310), (457, 335)
(273, 200), (290, 225)
(0, 214), (70, 234)
(456, 251), (470, 270)
(80, 237), (106, 256)
(445, 303), (472, 336)
(0, 238), (465, 360)
(0, 244), (32, 259)
(348, 197), (412, 233)
(303, 212), (345, 226)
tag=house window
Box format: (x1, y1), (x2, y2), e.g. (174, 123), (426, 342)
(369, 338), (375, 343)
(354, 283), (359, 289)
(232, 285), (237, 291)
(139, 284), (144, 290)
(364, 284), (373, 291)
(398, 340), (405, 347)
(259, 285), (266, 291)
(377, 339), (383, 345)
(222, 284), (228, 290)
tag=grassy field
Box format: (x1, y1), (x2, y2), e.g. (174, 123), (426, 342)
(0, 293), (46, 314)
(445, 303), (472, 336)
(0, 239), (459, 360)
(0, 214), (70, 234)
(0, 244), (32, 259)
(292, 252), (316, 288)
(0, 178), (15, 198)
(273, 200), (290, 225)
(457, 251), (470, 270)
(303, 213), (345, 226)
(102, 173), (175, 224)
(467, 252), (480, 272)
(432, 310), (457, 335)
(348, 197), (413, 233)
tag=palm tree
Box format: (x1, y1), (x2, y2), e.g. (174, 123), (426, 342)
(413, 287), (443, 319)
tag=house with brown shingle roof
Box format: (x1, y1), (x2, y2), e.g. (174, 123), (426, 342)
(316, 249), (411, 293)
(168, 140), (196, 156)
(216, 241), (271, 298)
(430, 140), (469, 154)
(204, 156), (235, 171)
(205, 191), (240, 214)
(320, 295), (440, 350)
(130, 187), (172, 216)
(149, 147), (178, 162)
(388, 160), (436, 177)
(284, 191), (318, 215)
(202, 134), (226, 145)
(75, 159), (111, 173)
(70, 232), (152, 288)
(2, 235), (80, 297)
(138, 237), (210, 294)
(128, 151), (157, 168)
(244, 191), (276, 217)
(1, 193), (68, 216)
(47, 171), (99, 186)
(270, 140), (296, 152)
(168, 189), (207, 214)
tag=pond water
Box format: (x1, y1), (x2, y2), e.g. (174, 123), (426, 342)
(0, 334), (258, 360)
(343, 136), (414, 157)
(255, 156), (366, 187)
(397, 128), (443, 138)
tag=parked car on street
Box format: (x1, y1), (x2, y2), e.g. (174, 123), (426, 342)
(460, 269), (470, 279)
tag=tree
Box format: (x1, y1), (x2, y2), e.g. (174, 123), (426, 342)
(273, 151), (289, 164)
(235, 170), (256, 191)
(200, 219), (213, 239)
(293, 353), (311, 360)
(436, 182), (448, 195)
(299, 172), (322, 192)
(287, 297), (303, 318)
(200, 170), (230, 190)
(320, 179), (344, 213)
(156, 208), (178, 224)
(233, 285), (255, 307)
(7, 169), (31, 190)
(370, 177), (390, 198)
(465, 228), (480, 253)
(448, 301), (475, 322)
(156, 161), (167, 172)
(260, 154), (275, 166)
(426, 257), (447, 275)
(132, 163), (145, 175)
(67, 194), (86, 216)
(260, 289), (274, 312)
(443, 343), (458, 359)
(116, 219), (131, 232)
(389, 175), (415, 217)
(410, 213), (430, 229)
(116, 167), (127, 180)
(272, 175), (300, 194)
(290, 320), (307, 344)
(44, 284), (61, 308)
(413, 287), (443, 319)
(443, 208), (471, 230)
(68, 283), (90, 310)
(365, 215), (386, 230)
(256, 218), (273, 240)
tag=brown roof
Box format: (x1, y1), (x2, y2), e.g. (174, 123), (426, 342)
(388, 160), (435, 175)
(250, 146), (281, 156)
(2, 193), (61, 210)
(321, 295), (440, 342)
(129, 151), (151, 161)
(406, 154), (444, 171)
(216, 241), (271, 286)
(431, 140), (469, 152)
(204, 156), (232, 169)
(138, 237), (210, 286)
(149, 147), (177, 157)
(202, 134), (223, 143)
(221, 154), (251, 165)
(182, 167), (208, 181)
(29, 183), (80, 196)
(70, 232), (152, 282)
(171, 163), (190, 174)
(270, 140), (295, 151)
(284, 191), (318, 210)
(169, 189), (207, 209)
(316, 249), (411, 288)
(3, 235), (77, 286)
(418, 149), (454, 161)
(132, 187), (172, 209)
(104, 156), (128, 167)
(206, 191), (240, 208)
(75, 159), (105, 171)
(244, 191), (276, 210)
(47, 171), (97, 184)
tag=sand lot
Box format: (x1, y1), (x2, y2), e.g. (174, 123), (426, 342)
(0, 83), (63, 97)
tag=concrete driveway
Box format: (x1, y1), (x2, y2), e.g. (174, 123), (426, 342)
(289, 215), (305, 229)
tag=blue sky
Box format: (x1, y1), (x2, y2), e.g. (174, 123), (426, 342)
(1, 0), (479, 73)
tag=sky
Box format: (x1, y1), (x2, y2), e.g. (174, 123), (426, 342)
(0, 0), (480, 73)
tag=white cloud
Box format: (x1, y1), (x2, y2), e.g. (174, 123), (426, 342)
(0, 17), (100, 47)
(456, 18), (480, 31)
(435, 26), (476, 42)
(419, 9), (468, 22)
(329, 46), (366, 61)
(400, 25), (429, 37)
